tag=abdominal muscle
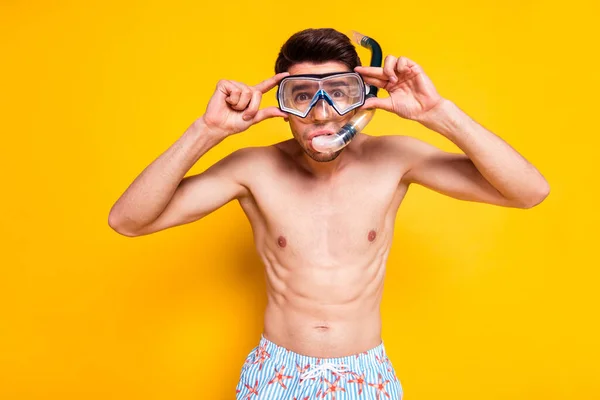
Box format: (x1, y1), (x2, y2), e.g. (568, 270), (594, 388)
(259, 237), (390, 358)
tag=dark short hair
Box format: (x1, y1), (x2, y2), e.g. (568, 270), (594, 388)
(275, 28), (362, 74)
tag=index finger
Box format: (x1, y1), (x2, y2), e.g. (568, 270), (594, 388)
(253, 72), (290, 93)
(354, 66), (388, 81)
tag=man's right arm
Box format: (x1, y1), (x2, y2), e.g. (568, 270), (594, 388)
(108, 118), (248, 237)
(108, 73), (289, 237)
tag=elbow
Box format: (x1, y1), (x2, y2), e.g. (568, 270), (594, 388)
(108, 211), (139, 237)
(516, 180), (550, 209)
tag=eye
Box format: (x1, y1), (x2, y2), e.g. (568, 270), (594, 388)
(332, 89), (347, 98)
(294, 93), (311, 102)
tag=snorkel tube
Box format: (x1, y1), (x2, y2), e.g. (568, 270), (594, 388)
(311, 31), (383, 153)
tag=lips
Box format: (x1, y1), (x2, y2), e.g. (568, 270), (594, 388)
(307, 130), (335, 141)
(307, 130), (334, 151)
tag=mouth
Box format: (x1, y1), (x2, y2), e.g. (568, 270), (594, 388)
(307, 130), (335, 151)
(308, 129), (334, 141)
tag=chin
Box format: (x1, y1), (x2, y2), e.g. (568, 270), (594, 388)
(304, 147), (343, 162)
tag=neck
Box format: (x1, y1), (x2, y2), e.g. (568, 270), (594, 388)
(297, 140), (361, 179)
(306, 154), (343, 178)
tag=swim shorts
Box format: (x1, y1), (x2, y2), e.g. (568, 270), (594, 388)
(235, 335), (403, 399)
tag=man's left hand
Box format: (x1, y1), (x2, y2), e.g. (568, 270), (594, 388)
(355, 55), (444, 121)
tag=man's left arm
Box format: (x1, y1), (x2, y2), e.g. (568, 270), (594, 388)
(407, 99), (549, 208)
(355, 56), (550, 209)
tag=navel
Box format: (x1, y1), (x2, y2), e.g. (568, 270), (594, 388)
(277, 236), (287, 248)
(368, 230), (377, 242)
(314, 325), (330, 332)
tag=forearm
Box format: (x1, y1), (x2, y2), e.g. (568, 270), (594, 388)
(108, 117), (222, 232)
(416, 99), (549, 207)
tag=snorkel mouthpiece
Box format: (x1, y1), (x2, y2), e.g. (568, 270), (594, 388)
(311, 31), (383, 153)
(312, 109), (376, 151)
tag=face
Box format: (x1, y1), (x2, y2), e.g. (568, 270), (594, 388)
(284, 61), (358, 162)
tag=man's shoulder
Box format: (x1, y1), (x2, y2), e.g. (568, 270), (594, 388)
(363, 133), (423, 146)
(360, 133), (423, 156)
(224, 140), (294, 169)
(228, 141), (284, 159)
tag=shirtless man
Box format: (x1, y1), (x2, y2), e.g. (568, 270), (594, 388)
(108, 28), (549, 399)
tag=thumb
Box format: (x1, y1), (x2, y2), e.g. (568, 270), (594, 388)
(253, 106), (288, 124)
(363, 96), (393, 112)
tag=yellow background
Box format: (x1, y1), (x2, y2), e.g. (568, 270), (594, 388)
(1, 0), (598, 399)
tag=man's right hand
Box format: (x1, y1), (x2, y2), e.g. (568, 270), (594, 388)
(201, 72), (290, 139)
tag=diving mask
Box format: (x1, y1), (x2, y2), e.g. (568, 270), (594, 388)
(276, 71), (366, 118)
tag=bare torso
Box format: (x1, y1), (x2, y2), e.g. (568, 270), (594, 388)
(237, 134), (410, 357)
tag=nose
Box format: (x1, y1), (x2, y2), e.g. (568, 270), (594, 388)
(309, 98), (334, 122)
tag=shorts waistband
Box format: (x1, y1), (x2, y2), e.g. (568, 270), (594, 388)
(257, 334), (390, 369)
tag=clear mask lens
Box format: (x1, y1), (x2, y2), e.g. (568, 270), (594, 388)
(278, 72), (365, 118)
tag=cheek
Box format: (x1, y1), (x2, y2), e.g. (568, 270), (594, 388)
(286, 120), (306, 143)
(288, 117), (311, 135)
(287, 118), (301, 135)
(342, 110), (358, 123)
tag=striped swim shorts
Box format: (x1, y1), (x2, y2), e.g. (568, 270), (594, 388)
(235, 335), (403, 399)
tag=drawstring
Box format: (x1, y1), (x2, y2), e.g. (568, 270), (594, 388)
(300, 362), (348, 382)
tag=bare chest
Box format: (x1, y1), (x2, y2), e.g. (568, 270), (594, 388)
(241, 166), (406, 262)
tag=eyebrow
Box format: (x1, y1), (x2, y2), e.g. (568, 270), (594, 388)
(291, 84), (317, 94)
(291, 80), (351, 94)
(324, 81), (351, 88)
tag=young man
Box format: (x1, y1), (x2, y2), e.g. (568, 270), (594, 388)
(108, 28), (549, 399)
